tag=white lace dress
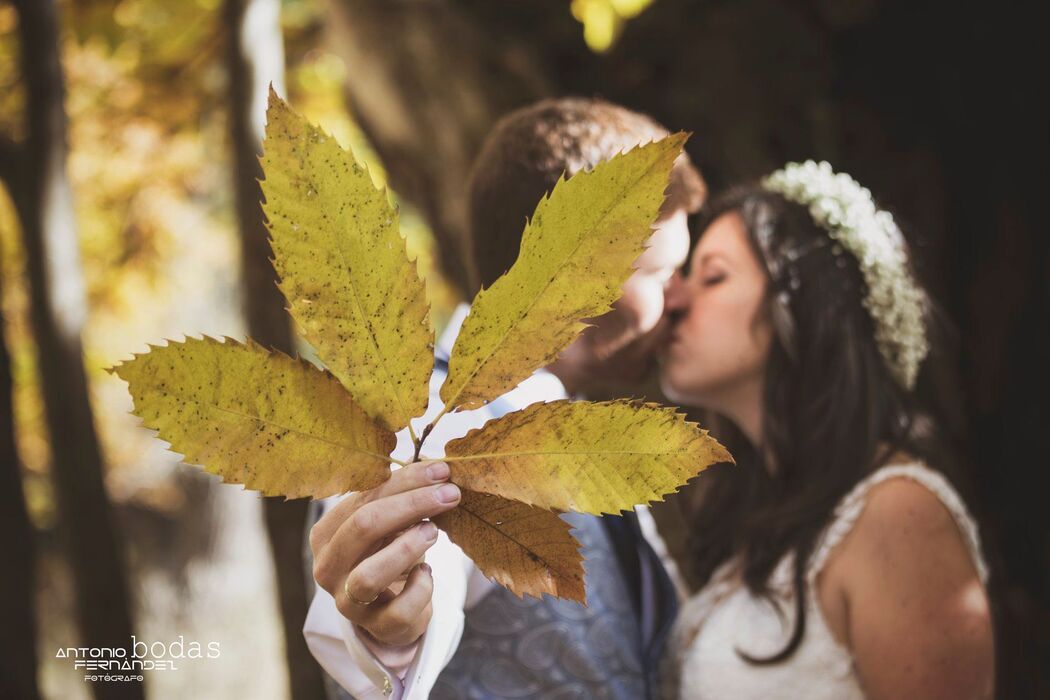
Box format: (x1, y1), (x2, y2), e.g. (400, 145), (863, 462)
(666, 464), (989, 700)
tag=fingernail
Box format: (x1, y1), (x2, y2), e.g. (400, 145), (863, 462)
(426, 461), (449, 481)
(436, 483), (460, 503)
(420, 521), (438, 542)
(420, 562), (432, 574)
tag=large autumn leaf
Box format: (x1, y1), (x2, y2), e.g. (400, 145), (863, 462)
(444, 399), (732, 515)
(260, 88), (432, 433)
(110, 336), (395, 498)
(113, 94), (732, 603)
(433, 489), (585, 603)
(440, 133), (687, 412)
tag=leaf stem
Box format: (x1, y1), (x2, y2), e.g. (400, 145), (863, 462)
(411, 421), (435, 463)
(429, 403), (451, 432)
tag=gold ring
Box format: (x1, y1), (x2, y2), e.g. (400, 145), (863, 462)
(343, 574), (379, 606)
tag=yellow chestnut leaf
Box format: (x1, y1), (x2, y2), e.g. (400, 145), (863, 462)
(434, 488), (585, 603)
(261, 89), (433, 433)
(445, 399), (732, 515)
(440, 133), (687, 412)
(111, 336), (395, 499)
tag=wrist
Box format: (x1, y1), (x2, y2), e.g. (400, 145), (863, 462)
(355, 624), (420, 676)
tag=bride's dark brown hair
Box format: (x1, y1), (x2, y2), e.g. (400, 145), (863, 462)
(684, 184), (969, 664)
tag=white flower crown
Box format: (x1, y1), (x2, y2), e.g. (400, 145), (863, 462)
(761, 160), (929, 390)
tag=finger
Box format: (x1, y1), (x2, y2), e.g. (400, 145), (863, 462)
(368, 460), (452, 503)
(362, 563), (435, 646)
(333, 573), (396, 626)
(313, 482), (460, 591)
(328, 482), (459, 571)
(342, 522), (439, 607)
(311, 461), (450, 552)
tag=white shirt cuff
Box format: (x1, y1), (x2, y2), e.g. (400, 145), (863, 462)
(305, 580), (402, 699)
(303, 531), (470, 699)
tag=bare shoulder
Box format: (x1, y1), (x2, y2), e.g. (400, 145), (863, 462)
(855, 474), (964, 549)
(840, 471), (984, 591)
(840, 472), (995, 699)
(819, 468), (977, 576)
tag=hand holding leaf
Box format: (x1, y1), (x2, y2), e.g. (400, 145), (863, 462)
(111, 91), (731, 603)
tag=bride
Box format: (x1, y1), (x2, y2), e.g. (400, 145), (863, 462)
(657, 162), (994, 699)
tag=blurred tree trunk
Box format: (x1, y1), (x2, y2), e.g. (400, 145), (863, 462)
(224, 1), (326, 698)
(0, 254), (39, 699)
(323, 0), (550, 298)
(325, 1), (1048, 696)
(2, 2), (141, 699)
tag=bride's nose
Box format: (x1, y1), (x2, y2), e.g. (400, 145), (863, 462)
(663, 271), (690, 314)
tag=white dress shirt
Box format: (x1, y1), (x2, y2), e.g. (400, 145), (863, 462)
(303, 303), (683, 699)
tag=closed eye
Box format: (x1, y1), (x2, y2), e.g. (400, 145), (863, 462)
(702, 273), (726, 287)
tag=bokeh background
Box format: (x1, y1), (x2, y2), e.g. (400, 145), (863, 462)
(0, 1), (1046, 699)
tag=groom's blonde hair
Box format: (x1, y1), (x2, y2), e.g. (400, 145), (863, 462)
(467, 97), (706, 292)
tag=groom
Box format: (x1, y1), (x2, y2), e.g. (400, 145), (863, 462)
(304, 97), (707, 699)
